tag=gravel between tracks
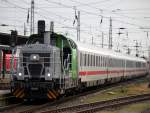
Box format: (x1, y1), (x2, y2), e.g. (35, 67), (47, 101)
(35, 77), (149, 113)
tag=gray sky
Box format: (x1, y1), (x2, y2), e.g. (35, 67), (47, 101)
(0, 0), (150, 57)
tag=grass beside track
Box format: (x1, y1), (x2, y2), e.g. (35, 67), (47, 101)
(98, 101), (150, 113)
(80, 77), (150, 113)
(83, 81), (150, 103)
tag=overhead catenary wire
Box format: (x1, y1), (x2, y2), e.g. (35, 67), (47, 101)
(68, 0), (148, 28)
(0, 0), (150, 55)
(1, 0), (146, 35)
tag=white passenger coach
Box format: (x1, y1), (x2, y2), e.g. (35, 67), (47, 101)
(75, 41), (147, 87)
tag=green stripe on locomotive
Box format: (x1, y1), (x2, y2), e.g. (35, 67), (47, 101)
(55, 34), (78, 80)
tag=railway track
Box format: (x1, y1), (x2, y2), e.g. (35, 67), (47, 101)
(14, 77), (149, 113)
(0, 99), (50, 113)
(0, 102), (23, 112)
(40, 93), (150, 113)
(0, 77), (148, 113)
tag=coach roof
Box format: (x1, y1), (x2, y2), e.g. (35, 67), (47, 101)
(70, 39), (146, 63)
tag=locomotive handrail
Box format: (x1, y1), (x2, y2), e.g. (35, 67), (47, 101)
(63, 54), (72, 71)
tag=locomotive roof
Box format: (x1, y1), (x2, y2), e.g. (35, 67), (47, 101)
(70, 39), (146, 63)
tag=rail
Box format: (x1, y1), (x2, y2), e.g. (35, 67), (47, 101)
(39, 93), (150, 113)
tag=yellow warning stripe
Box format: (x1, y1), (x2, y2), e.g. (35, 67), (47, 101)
(12, 88), (18, 95)
(48, 90), (56, 99)
(16, 89), (24, 98)
(13, 88), (20, 96)
(52, 89), (59, 97)
(19, 93), (25, 98)
(47, 93), (52, 99)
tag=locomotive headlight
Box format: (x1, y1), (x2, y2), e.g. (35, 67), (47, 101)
(30, 54), (39, 61)
(45, 68), (52, 80)
(18, 72), (22, 76)
(17, 68), (24, 80)
(33, 55), (37, 60)
(47, 73), (51, 77)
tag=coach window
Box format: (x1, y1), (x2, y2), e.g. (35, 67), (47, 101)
(84, 54), (86, 66)
(90, 55), (92, 66)
(95, 55), (96, 66)
(88, 54), (90, 67)
(85, 54), (88, 66)
(82, 54), (84, 67)
(86, 54), (88, 66)
(90, 55), (91, 67)
(93, 55), (94, 67)
(113, 58), (115, 67)
(111, 58), (112, 67)
(106, 57), (107, 67)
(96, 56), (98, 66)
(104, 57), (106, 67)
(102, 56), (103, 67)
(82, 53), (83, 67)
(95, 55), (97, 66)
(98, 56), (99, 67)
(105, 57), (107, 67)
(104, 57), (105, 67)
(112, 58), (114, 67)
(98, 56), (100, 67)
(85, 54), (87, 66)
(95, 55), (97, 67)
(101, 57), (102, 67)
(97, 56), (99, 67)
(91, 55), (92, 66)
(103, 57), (105, 67)
(95, 55), (96, 67)
(117, 59), (119, 67)
(100, 56), (101, 67)
(97, 56), (98, 67)
(102, 57), (104, 67)
(112, 58), (117, 67)
(88, 54), (90, 66)
(86, 54), (87, 67)
(80, 53), (82, 66)
(99, 56), (101, 67)
(111, 58), (113, 67)
(81, 53), (83, 66)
